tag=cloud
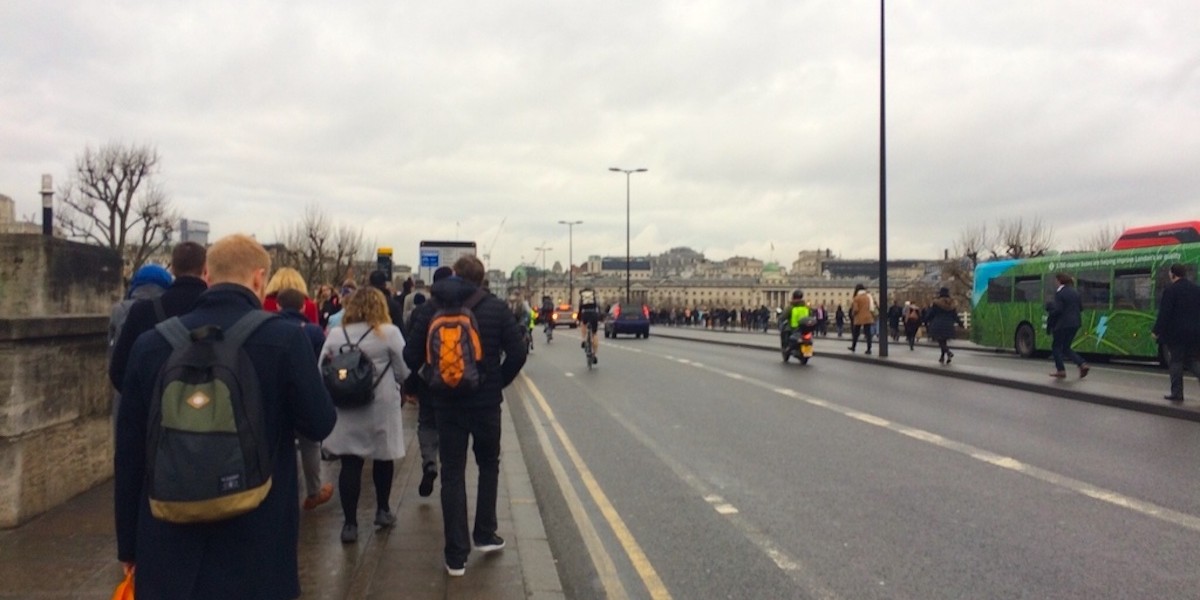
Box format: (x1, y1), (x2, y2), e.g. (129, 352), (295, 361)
(2, 0), (1198, 275)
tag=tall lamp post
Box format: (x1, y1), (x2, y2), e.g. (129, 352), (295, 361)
(558, 220), (583, 303)
(878, 0), (890, 357)
(535, 244), (552, 300)
(608, 167), (647, 305)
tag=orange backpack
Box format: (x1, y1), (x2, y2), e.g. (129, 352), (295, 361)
(420, 289), (486, 398)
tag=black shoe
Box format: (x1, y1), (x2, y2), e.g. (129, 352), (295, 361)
(419, 466), (438, 497)
(1164, 395), (1184, 403)
(847, 346), (856, 352)
(474, 534), (506, 553)
(591, 355), (598, 365)
(581, 341), (586, 348)
(865, 349), (872, 355)
(938, 356), (945, 364)
(945, 352), (952, 364)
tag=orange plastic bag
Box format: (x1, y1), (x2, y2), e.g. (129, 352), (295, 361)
(111, 570), (134, 600)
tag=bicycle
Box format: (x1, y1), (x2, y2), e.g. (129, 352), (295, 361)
(583, 328), (595, 370)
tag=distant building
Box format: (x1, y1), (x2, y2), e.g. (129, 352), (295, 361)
(0, 194), (41, 234)
(178, 219), (210, 246)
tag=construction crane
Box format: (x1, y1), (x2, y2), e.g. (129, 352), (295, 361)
(482, 216), (507, 265)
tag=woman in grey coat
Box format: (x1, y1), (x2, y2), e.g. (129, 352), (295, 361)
(320, 287), (411, 543)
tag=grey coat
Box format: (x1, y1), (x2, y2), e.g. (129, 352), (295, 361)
(320, 322), (411, 460)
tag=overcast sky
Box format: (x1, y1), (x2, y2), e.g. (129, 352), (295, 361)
(3, 1), (1198, 274)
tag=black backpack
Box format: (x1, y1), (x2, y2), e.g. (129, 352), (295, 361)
(321, 326), (392, 408)
(147, 311), (278, 523)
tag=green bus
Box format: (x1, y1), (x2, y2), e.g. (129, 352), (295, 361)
(970, 243), (1200, 363)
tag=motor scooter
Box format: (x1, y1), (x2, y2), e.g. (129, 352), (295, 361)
(781, 316), (818, 365)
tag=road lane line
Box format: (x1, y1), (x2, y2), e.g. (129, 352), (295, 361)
(648, 346), (1200, 536)
(587, 393), (846, 600)
(520, 374), (672, 600)
(515, 378), (630, 600)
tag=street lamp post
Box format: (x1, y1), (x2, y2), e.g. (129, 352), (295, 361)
(535, 244), (552, 300)
(558, 220), (583, 303)
(608, 167), (647, 305)
(878, 0), (890, 357)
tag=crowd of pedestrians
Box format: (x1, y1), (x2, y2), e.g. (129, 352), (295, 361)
(107, 237), (527, 599)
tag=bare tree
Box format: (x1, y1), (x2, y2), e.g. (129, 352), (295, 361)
(57, 142), (177, 273)
(996, 217), (1055, 259)
(274, 205), (371, 287)
(1076, 222), (1125, 252)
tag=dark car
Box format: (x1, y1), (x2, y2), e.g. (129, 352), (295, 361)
(604, 304), (650, 339)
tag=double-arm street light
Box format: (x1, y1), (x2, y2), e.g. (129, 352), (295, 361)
(558, 220), (583, 303)
(608, 167), (647, 305)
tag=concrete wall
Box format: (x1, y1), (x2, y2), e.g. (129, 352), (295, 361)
(0, 235), (121, 528)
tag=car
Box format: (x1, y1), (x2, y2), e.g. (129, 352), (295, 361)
(604, 304), (650, 339)
(552, 303), (577, 328)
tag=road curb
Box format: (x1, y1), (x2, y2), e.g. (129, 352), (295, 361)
(652, 331), (1200, 423)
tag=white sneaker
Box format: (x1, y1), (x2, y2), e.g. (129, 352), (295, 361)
(445, 563), (465, 577)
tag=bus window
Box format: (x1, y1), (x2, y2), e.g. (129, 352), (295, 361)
(987, 277), (1013, 303)
(1077, 270), (1111, 309)
(1156, 264), (1198, 305)
(1014, 275), (1042, 302)
(1112, 269), (1152, 310)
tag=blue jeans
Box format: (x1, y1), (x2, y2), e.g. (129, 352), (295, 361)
(1051, 327), (1086, 371)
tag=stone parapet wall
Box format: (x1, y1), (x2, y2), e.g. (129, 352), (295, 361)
(0, 235), (120, 528)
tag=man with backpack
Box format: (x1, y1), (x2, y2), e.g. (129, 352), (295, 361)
(108, 242), (207, 393)
(114, 234), (337, 600)
(403, 255), (527, 577)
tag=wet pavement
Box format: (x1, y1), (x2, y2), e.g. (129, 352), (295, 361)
(0, 403), (564, 600)
(651, 326), (1200, 421)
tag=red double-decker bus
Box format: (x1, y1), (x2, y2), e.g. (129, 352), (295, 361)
(1111, 221), (1200, 250)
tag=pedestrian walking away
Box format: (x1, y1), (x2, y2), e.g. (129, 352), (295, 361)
(1045, 272), (1090, 379)
(847, 284), (877, 354)
(403, 254), (528, 577)
(321, 287), (410, 543)
(1151, 263), (1200, 402)
(114, 234), (336, 600)
(404, 265), (455, 499)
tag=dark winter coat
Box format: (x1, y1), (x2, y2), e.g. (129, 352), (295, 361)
(925, 297), (963, 341)
(403, 277), (527, 409)
(1047, 284), (1083, 332)
(108, 276), (208, 391)
(279, 307), (326, 359)
(1152, 277), (1200, 346)
(114, 284), (336, 600)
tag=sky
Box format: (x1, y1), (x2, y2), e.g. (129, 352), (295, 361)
(2, 1), (1198, 274)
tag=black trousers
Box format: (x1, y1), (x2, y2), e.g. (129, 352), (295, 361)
(1166, 341), (1200, 397)
(436, 405), (502, 566)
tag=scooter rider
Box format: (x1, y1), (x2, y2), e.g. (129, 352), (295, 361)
(780, 289), (811, 349)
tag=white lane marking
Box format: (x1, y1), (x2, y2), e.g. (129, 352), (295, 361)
(565, 372), (575, 378)
(725, 372), (745, 380)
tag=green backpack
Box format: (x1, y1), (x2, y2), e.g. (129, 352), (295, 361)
(147, 311), (277, 523)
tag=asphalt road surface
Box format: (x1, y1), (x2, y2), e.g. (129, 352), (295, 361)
(508, 332), (1200, 600)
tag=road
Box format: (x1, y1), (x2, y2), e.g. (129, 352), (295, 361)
(508, 330), (1200, 599)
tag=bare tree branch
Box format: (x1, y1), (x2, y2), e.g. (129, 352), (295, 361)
(56, 142), (176, 274)
(1076, 222), (1125, 252)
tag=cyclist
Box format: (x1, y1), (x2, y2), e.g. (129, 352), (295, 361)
(511, 295), (533, 352)
(539, 295), (555, 342)
(780, 289), (811, 349)
(577, 287), (601, 364)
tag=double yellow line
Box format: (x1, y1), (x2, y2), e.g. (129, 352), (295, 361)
(516, 373), (671, 600)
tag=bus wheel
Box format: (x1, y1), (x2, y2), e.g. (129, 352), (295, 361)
(1014, 323), (1036, 358)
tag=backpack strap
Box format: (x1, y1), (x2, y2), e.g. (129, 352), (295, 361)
(223, 310), (279, 349)
(152, 296), (167, 322)
(155, 317), (192, 350)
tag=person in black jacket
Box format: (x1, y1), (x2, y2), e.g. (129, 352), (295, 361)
(369, 270), (405, 330)
(925, 288), (964, 364)
(108, 242), (208, 392)
(277, 288), (334, 510)
(403, 266), (454, 499)
(1046, 272), (1090, 379)
(114, 234), (336, 600)
(1151, 263), (1200, 402)
(403, 255), (527, 577)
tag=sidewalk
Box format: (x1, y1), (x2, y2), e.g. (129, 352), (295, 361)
(652, 326), (1200, 422)
(0, 403), (564, 600)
